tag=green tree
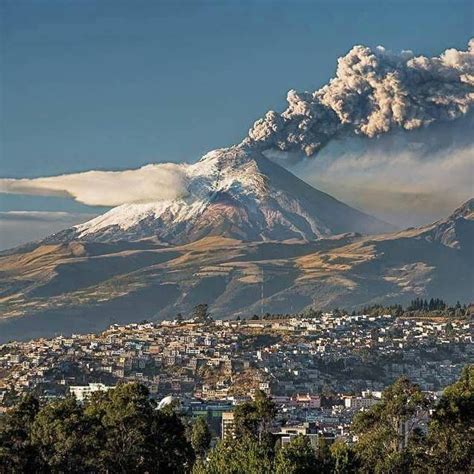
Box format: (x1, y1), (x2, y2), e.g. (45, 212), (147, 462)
(234, 390), (276, 442)
(193, 437), (273, 474)
(352, 377), (429, 473)
(0, 394), (41, 473)
(315, 436), (333, 473)
(148, 408), (196, 473)
(85, 382), (194, 473)
(0, 383), (195, 473)
(191, 416), (212, 459)
(233, 402), (259, 439)
(193, 304), (212, 323)
(275, 435), (317, 474)
(85, 383), (153, 472)
(31, 396), (100, 473)
(195, 392), (277, 473)
(445, 321), (454, 338)
(330, 439), (358, 474)
(427, 365), (474, 472)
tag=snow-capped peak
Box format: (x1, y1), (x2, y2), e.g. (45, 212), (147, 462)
(74, 147), (268, 239)
(70, 146), (391, 244)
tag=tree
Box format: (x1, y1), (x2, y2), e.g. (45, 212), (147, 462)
(445, 321), (454, 338)
(233, 402), (257, 438)
(330, 439), (358, 474)
(30, 396), (100, 473)
(352, 377), (430, 473)
(234, 390), (276, 442)
(148, 408), (196, 473)
(427, 365), (474, 472)
(191, 416), (212, 459)
(85, 382), (194, 473)
(193, 304), (212, 324)
(275, 435), (317, 474)
(193, 437), (273, 474)
(254, 390), (277, 442)
(314, 436), (333, 473)
(0, 394), (41, 472)
(84, 382), (153, 472)
(0, 383), (195, 473)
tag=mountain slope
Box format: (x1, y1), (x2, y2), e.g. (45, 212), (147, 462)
(0, 200), (471, 342)
(46, 146), (391, 245)
(292, 198), (474, 309)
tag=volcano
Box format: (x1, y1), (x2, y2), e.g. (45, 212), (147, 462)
(44, 146), (392, 246)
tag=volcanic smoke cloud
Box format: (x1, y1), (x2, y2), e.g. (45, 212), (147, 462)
(244, 39), (474, 157)
(0, 39), (472, 217)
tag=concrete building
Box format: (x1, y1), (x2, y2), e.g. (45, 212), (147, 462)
(69, 383), (112, 402)
(221, 411), (235, 439)
(344, 396), (379, 410)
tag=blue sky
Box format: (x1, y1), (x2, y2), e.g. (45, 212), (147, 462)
(0, 0), (472, 247)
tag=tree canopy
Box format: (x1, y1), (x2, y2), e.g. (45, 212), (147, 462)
(274, 435), (318, 474)
(0, 383), (194, 473)
(191, 416), (212, 459)
(0, 368), (472, 473)
(427, 365), (474, 472)
(351, 377), (430, 473)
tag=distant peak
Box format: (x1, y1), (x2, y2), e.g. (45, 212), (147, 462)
(450, 198), (474, 220)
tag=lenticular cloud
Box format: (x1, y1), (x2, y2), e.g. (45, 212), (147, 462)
(244, 39), (474, 157)
(0, 164), (189, 206)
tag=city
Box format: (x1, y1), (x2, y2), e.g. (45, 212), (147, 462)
(1, 307), (471, 442)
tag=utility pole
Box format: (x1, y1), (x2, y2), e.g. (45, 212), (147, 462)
(260, 266), (264, 317)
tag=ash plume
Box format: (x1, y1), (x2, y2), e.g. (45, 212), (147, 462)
(244, 39), (474, 157)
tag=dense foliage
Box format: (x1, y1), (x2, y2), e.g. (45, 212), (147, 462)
(407, 298), (447, 312)
(427, 365), (474, 472)
(0, 383), (194, 473)
(359, 299), (471, 319)
(0, 368), (472, 473)
(352, 366), (473, 473)
(351, 377), (430, 473)
(190, 416), (212, 459)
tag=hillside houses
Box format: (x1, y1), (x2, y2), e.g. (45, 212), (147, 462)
(0, 313), (471, 413)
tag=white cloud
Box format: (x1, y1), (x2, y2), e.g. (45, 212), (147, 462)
(0, 163), (189, 206)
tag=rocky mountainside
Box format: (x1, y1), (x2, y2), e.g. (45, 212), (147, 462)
(43, 146), (391, 245)
(0, 199), (471, 342)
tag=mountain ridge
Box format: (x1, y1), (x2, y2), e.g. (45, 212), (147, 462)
(0, 198), (471, 342)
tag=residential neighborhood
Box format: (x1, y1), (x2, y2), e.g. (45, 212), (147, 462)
(0, 311), (471, 439)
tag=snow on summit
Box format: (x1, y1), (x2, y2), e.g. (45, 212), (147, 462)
(74, 147), (268, 238)
(67, 145), (392, 244)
